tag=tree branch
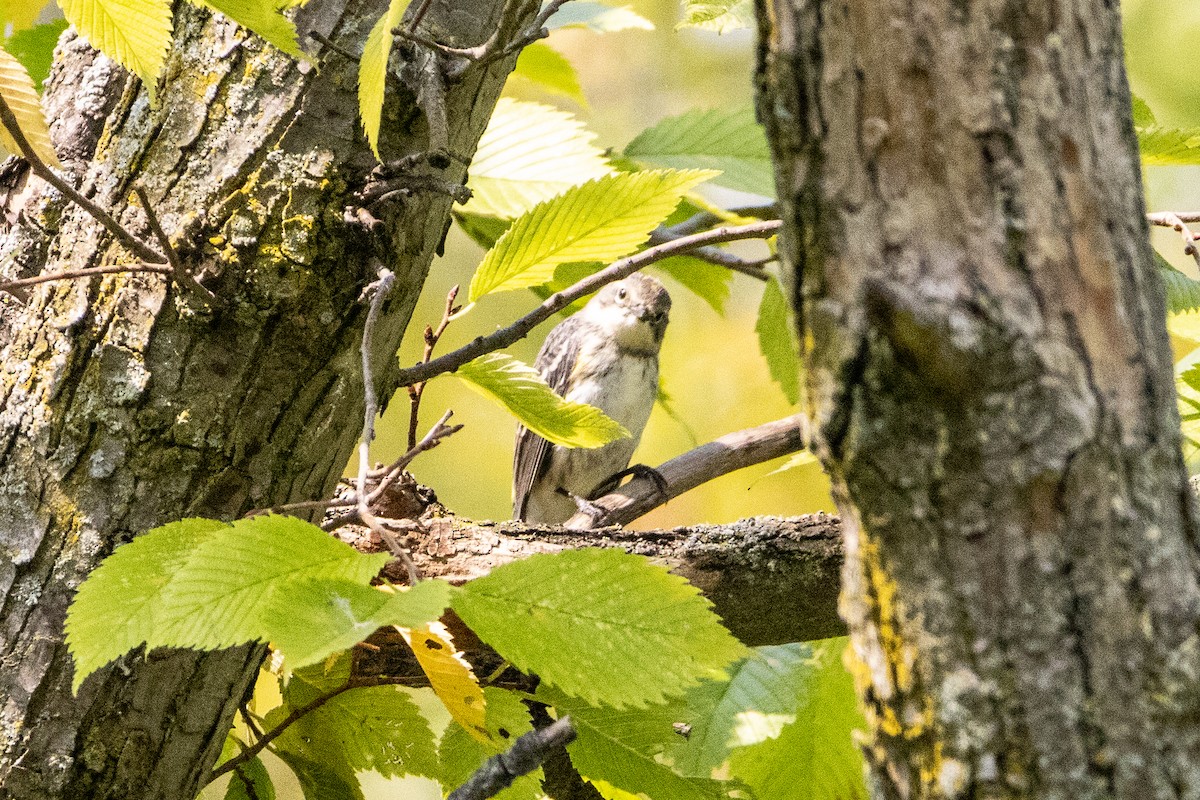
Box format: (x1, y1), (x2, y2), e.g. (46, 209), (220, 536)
(1148, 211), (1200, 269)
(0, 95), (166, 265)
(448, 717), (577, 800)
(393, 220), (782, 387)
(565, 414), (808, 529)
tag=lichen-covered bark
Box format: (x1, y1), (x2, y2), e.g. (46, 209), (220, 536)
(756, 1), (1200, 798)
(0, 1), (521, 796)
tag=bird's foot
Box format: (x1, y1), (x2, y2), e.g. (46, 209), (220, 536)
(556, 487), (607, 524)
(591, 464), (669, 500)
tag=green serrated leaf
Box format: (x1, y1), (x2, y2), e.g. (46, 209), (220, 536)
(455, 211), (513, 251)
(265, 578), (454, 669)
(1137, 125), (1200, 166)
(60, 0), (172, 89)
(276, 751), (363, 800)
(65, 518), (229, 691)
(464, 97), (611, 219)
(677, 0), (753, 33)
(273, 684), (440, 781)
(655, 255), (731, 315)
(1131, 94), (1156, 128)
(625, 107), (773, 197)
(543, 688), (731, 800)
(0, 42), (62, 167)
(510, 41), (588, 107)
(453, 549), (747, 708)
(439, 688), (544, 800)
(728, 638), (868, 800)
(456, 352), (629, 448)
(359, 0), (411, 159)
(548, 2), (654, 32)
(152, 515), (390, 651)
(756, 277), (800, 405)
(223, 754), (276, 800)
(5, 20), (67, 90)
(670, 643), (817, 777)
(468, 169), (718, 301)
(1156, 250), (1200, 315)
(200, 0), (304, 59)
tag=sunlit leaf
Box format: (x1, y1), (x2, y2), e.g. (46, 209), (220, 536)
(359, 0), (411, 159)
(728, 638), (868, 800)
(677, 0), (753, 33)
(464, 98), (610, 219)
(756, 276), (800, 405)
(0, 43), (61, 167)
(625, 107), (772, 197)
(399, 623), (489, 744)
(468, 169), (717, 300)
(456, 352), (629, 448)
(5, 20), (67, 90)
(454, 549), (747, 708)
(510, 41), (588, 107)
(200, 0), (305, 59)
(60, 0), (172, 89)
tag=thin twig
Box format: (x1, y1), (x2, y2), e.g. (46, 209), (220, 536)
(564, 414), (810, 530)
(393, 220), (782, 388)
(357, 268), (420, 584)
(0, 263), (173, 293)
(0, 95), (165, 265)
(134, 186), (215, 301)
(365, 410), (462, 498)
(448, 717), (577, 800)
(646, 228), (771, 280)
(306, 30), (361, 63)
(1149, 211), (1200, 269)
(207, 677), (422, 786)
(408, 285), (461, 449)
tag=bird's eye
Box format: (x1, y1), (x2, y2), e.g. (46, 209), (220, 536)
(617, 288), (627, 300)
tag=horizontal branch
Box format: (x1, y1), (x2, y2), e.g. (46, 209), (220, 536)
(565, 414), (809, 529)
(339, 512), (845, 647)
(393, 220), (782, 387)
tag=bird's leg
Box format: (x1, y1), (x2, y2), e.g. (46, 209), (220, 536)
(556, 487), (608, 525)
(590, 465), (668, 500)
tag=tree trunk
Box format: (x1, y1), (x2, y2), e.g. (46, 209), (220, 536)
(756, 1), (1200, 797)
(0, 1), (521, 796)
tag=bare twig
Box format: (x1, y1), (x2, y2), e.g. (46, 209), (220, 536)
(393, 220), (782, 388)
(206, 676), (422, 786)
(448, 717), (577, 800)
(364, 410), (462, 503)
(133, 186), (215, 301)
(646, 227), (772, 280)
(1149, 211), (1200, 269)
(408, 286), (461, 449)
(565, 414), (810, 530)
(0, 95), (165, 265)
(306, 30), (361, 62)
(0, 263), (173, 293)
(356, 268), (420, 584)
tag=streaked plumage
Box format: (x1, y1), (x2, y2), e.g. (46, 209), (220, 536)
(514, 273), (671, 523)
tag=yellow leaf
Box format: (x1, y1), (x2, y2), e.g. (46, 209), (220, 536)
(399, 622), (490, 743)
(60, 0), (172, 90)
(358, 0), (411, 159)
(0, 45), (60, 168)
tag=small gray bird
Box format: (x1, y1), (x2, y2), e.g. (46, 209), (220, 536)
(514, 273), (671, 524)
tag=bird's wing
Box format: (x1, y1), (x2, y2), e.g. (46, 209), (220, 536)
(513, 316), (585, 520)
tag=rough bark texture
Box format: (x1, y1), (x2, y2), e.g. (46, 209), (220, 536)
(756, 1), (1200, 798)
(341, 511), (846, 645)
(0, 1), (522, 796)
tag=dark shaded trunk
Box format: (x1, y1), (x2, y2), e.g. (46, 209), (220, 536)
(756, 1), (1200, 797)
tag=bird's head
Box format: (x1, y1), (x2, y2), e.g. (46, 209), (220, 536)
(583, 273), (671, 354)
